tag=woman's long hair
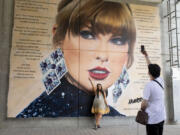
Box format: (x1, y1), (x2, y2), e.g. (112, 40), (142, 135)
(96, 84), (108, 98)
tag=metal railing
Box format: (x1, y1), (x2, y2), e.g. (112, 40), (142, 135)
(163, 0), (180, 68)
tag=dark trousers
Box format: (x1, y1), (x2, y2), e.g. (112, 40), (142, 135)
(146, 121), (164, 135)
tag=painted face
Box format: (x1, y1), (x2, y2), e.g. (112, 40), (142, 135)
(62, 27), (128, 92)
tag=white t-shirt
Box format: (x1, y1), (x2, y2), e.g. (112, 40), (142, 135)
(143, 77), (166, 124)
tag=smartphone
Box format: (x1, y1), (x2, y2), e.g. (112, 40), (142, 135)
(141, 45), (145, 52)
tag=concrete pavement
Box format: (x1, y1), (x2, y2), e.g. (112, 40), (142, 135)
(1, 124), (180, 135)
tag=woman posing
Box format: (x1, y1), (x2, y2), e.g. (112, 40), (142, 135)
(89, 78), (109, 129)
(141, 50), (166, 135)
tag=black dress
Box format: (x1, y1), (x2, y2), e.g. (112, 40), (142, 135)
(16, 77), (124, 118)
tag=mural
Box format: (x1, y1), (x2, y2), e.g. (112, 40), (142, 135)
(8, 0), (162, 117)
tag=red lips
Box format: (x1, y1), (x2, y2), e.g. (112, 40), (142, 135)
(88, 66), (110, 80)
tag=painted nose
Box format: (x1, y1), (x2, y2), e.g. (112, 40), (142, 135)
(96, 56), (108, 62)
(95, 37), (109, 63)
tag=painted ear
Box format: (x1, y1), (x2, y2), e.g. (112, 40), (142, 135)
(52, 24), (58, 36)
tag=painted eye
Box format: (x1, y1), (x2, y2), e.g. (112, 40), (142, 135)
(110, 37), (127, 46)
(80, 30), (95, 39)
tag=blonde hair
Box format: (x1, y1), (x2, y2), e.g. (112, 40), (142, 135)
(53, 0), (136, 68)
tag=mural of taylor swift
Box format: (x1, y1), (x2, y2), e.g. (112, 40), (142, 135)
(17, 0), (136, 118)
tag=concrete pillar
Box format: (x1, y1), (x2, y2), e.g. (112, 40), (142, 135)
(0, 0), (14, 123)
(160, 1), (176, 123)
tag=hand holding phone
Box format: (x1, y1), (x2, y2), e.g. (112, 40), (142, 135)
(141, 45), (145, 52)
(141, 45), (148, 56)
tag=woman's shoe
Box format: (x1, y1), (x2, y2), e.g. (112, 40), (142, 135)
(97, 125), (101, 128)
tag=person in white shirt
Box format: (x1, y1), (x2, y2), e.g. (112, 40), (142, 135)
(141, 50), (166, 135)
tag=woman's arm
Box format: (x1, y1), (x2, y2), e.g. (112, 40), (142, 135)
(142, 51), (151, 65)
(88, 78), (96, 93)
(103, 91), (108, 106)
(141, 99), (148, 110)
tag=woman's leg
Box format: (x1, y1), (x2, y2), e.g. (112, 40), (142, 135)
(146, 121), (164, 135)
(98, 114), (102, 128)
(158, 121), (164, 135)
(95, 114), (98, 127)
(146, 124), (156, 135)
(97, 113), (102, 127)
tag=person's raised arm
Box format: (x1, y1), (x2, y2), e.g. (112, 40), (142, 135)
(141, 50), (151, 65)
(88, 78), (95, 93)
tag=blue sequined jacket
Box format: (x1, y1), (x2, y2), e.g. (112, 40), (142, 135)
(17, 77), (124, 118)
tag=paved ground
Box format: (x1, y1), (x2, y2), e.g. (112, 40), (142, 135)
(1, 124), (180, 135)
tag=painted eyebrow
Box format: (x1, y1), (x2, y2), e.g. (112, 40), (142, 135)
(80, 25), (129, 41)
(111, 34), (128, 40)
